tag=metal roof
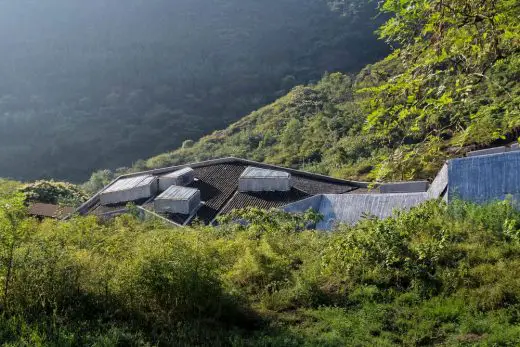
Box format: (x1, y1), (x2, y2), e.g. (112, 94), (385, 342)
(78, 159), (364, 225)
(161, 167), (194, 178)
(220, 188), (310, 215)
(156, 186), (199, 201)
(113, 157), (367, 187)
(76, 157), (367, 216)
(103, 175), (155, 193)
(241, 166), (290, 179)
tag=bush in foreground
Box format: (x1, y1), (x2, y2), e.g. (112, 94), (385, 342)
(1, 193), (520, 345)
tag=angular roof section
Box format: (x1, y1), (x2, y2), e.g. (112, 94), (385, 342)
(161, 167), (194, 179)
(78, 157), (368, 225)
(283, 193), (429, 230)
(29, 203), (75, 219)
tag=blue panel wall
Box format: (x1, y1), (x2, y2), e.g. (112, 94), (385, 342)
(448, 151), (520, 204)
(283, 195), (323, 214)
(316, 193), (428, 230)
(284, 193), (429, 230)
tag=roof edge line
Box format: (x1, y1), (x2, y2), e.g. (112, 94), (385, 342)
(117, 157), (370, 188)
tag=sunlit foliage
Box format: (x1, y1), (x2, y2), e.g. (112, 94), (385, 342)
(1, 187), (520, 345)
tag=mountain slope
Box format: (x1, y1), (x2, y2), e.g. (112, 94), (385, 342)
(0, 0), (387, 182)
(125, 0), (519, 184)
(139, 72), (374, 179)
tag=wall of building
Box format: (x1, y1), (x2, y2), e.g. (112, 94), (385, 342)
(283, 192), (429, 230)
(447, 151), (520, 205)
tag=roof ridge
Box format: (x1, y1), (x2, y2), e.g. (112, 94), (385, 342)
(119, 156), (370, 188)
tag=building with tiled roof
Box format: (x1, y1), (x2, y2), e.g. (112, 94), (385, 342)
(77, 157), (368, 226)
(78, 144), (520, 230)
(283, 144), (520, 229)
(29, 203), (75, 219)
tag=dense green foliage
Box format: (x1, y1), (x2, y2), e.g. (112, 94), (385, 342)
(0, 0), (387, 182)
(135, 72), (382, 181)
(19, 181), (88, 206)
(361, 0), (520, 180)
(130, 0), (519, 182)
(2, 190), (520, 345)
(0, 180), (20, 199)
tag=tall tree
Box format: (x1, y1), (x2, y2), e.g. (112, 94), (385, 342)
(360, 0), (520, 180)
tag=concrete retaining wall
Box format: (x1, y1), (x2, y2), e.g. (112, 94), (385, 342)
(428, 163), (449, 199)
(282, 195), (324, 214)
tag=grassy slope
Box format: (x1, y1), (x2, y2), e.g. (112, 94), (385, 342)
(2, 200), (520, 345)
(0, 179), (21, 198)
(138, 53), (518, 183)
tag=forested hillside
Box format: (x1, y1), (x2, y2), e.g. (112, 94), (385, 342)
(0, 0), (387, 182)
(132, 0), (519, 185)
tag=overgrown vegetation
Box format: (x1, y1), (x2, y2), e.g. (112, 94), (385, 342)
(122, 0), (519, 183)
(20, 180), (88, 206)
(1, 190), (520, 345)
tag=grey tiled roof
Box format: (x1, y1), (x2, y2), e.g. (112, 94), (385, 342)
(220, 188), (310, 215)
(79, 157), (368, 226)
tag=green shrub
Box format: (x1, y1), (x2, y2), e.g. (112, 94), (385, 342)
(2, 192), (520, 345)
(20, 180), (88, 206)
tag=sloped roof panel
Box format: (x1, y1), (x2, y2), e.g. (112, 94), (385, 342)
(157, 186), (199, 201)
(103, 175), (155, 193)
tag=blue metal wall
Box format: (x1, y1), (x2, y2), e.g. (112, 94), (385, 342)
(283, 193), (428, 230)
(283, 150), (520, 230)
(448, 151), (520, 204)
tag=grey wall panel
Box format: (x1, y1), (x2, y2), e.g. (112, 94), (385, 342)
(428, 164), (448, 199)
(282, 195), (324, 214)
(380, 181), (430, 193)
(158, 167), (195, 191)
(283, 193), (428, 230)
(239, 166), (291, 192)
(448, 151), (520, 204)
(239, 177), (291, 192)
(314, 193), (428, 230)
(467, 146), (506, 157)
(155, 192), (201, 215)
(100, 176), (157, 205)
(154, 187), (201, 214)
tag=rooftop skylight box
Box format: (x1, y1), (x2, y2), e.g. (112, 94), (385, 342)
(154, 185), (201, 215)
(100, 175), (158, 205)
(238, 166), (291, 192)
